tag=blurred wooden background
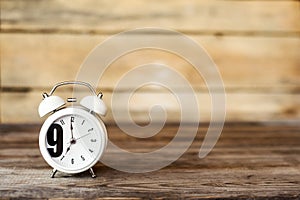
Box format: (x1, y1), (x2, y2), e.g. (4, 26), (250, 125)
(1, 0), (300, 124)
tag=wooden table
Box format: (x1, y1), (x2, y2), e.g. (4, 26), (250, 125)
(0, 123), (299, 199)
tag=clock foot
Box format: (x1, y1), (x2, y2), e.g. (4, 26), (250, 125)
(89, 168), (96, 178)
(51, 169), (58, 178)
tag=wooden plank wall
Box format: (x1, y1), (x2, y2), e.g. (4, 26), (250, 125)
(1, 0), (300, 124)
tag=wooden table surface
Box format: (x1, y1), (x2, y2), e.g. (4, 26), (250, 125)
(0, 123), (299, 199)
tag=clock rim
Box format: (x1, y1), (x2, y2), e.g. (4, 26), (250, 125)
(39, 107), (107, 174)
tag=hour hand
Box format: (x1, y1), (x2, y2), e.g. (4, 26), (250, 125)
(60, 145), (71, 161)
(65, 146), (71, 154)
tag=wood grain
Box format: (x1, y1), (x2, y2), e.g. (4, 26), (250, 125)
(1, 0), (300, 124)
(1, 91), (300, 123)
(1, 34), (300, 89)
(0, 123), (299, 199)
(1, 0), (300, 33)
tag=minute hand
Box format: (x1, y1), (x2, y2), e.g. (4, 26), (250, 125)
(70, 119), (74, 139)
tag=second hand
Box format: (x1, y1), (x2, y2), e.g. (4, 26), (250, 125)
(67, 132), (92, 144)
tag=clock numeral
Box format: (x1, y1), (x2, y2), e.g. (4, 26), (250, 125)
(60, 120), (65, 125)
(90, 139), (97, 142)
(71, 116), (75, 122)
(88, 128), (93, 132)
(81, 155), (85, 161)
(71, 158), (74, 164)
(47, 124), (63, 157)
(89, 149), (94, 153)
(81, 120), (85, 125)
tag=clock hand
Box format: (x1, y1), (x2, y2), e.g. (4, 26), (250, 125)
(60, 144), (72, 161)
(62, 131), (91, 161)
(70, 118), (74, 139)
(67, 132), (92, 144)
(75, 132), (92, 141)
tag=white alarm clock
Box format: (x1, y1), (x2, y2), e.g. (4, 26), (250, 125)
(38, 81), (108, 178)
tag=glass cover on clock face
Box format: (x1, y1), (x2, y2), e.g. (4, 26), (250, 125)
(45, 114), (102, 171)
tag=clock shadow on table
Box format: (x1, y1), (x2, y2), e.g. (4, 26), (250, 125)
(50, 164), (112, 179)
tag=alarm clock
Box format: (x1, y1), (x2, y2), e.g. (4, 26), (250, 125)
(38, 81), (107, 178)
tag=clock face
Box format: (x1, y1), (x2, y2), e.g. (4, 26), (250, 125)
(39, 107), (107, 174)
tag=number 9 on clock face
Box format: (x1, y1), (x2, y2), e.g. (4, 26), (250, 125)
(39, 107), (107, 174)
